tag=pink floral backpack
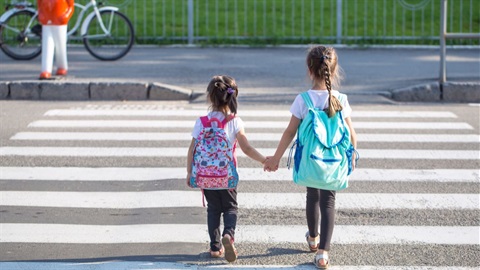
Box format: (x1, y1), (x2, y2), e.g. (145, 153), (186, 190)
(189, 114), (239, 190)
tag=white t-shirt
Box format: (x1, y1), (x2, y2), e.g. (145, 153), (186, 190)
(191, 111), (244, 144)
(290, 89), (352, 120)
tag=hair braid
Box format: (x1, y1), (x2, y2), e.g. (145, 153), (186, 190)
(306, 45), (344, 118)
(324, 61), (343, 117)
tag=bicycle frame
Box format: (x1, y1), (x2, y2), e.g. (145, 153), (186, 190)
(0, 0), (118, 41)
(67, 1), (93, 39)
(0, 2), (37, 37)
(0, 3), (33, 21)
(80, 1), (118, 38)
(70, 0), (119, 40)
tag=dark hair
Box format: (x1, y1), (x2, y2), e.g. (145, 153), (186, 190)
(206, 75), (238, 116)
(306, 45), (343, 117)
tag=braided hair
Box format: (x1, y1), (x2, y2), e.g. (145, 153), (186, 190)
(306, 46), (343, 118)
(206, 75), (238, 116)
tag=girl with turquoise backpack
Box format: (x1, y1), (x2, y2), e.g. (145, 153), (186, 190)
(264, 45), (358, 269)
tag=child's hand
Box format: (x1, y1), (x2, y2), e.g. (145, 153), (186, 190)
(351, 152), (357, 171)
(263, 156), (279, 172)
(186, 173), (192, 187)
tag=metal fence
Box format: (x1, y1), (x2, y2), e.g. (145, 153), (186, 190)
(75, 0), (480, 45)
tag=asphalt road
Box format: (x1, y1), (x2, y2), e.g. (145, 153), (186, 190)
(1, 44), (479, 270)
(1, 46), (479, 98)
(0, 99), (479, 269)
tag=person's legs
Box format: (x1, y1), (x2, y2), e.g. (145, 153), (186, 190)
(220, 189), (238, 262)
(306, 187), (321, 251)
(203, 190), (222, 252)
(306, 187), (320, 238)
(318, 189), (336, 251)
(52, 25), (68, 75)
(40, 25), (55, 78)
(315, 189), (336, 268)
(220, 189), (238, 239)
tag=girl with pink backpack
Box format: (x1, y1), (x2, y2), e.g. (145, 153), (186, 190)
(186, 75), (267, 263)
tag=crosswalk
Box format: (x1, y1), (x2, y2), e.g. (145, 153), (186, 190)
(1, 104), (479, 269)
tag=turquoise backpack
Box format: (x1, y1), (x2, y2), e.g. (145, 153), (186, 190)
(287, 92), (358, 191)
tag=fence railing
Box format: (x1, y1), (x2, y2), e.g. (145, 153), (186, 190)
(90, 0), (479, 45)
(12, 0), (476, 45)
(439, 0), (480, 84)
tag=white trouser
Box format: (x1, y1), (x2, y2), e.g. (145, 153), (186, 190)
(41, 25), (68, 73)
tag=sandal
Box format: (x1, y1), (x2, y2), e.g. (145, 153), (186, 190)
(313, 252), (329, 269)
(209, 247), (224, 258)
(305, 231), (320, 252)
(221, 234), (238, 263)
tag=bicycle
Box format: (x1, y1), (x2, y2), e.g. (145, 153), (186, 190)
(0, 0), (134, 61)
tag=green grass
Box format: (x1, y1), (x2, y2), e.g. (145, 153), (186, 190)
(19, 0), (480, 45)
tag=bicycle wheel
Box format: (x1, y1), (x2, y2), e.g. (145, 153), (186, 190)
(0, 10), (42, 60)
(83, 10), (134, 61)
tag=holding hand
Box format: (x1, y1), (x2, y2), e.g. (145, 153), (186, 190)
(263, 156), (279, 172)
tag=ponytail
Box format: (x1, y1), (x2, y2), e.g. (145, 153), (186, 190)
(227, 91), (238, 115)
(307, 46), (343, 118)
(324, 62), (343, 118)
(207, 75), (238, 116)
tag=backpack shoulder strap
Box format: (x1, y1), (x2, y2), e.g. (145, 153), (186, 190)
(201, 114), (236, 129)
(200, 116), (210, 127)
(335, 93), (348, 125)
(300, 92), (314, 110)
(336, 93), (347, 104)
(220, 113), (236, 127)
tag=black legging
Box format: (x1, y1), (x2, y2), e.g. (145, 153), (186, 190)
(306, 187), (336, 251)
(203, 189), (238, 252)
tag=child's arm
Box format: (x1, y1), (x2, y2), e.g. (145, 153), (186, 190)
(345, 117), (358, 169)
(186, 138), (195, 186)
(264, 115), (301, 171)
(236, 128), (266, 164)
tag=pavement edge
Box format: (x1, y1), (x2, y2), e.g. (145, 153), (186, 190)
(387, 82), (480, 103)
(0, 81), (479, 103)
(0, 81), (193, 101)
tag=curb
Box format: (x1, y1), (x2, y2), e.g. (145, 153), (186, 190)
(389, 82), (480, 103)
(0, 81), (193, 101)
(0, 81), (478, 103)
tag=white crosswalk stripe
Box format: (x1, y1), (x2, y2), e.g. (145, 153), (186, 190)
(1, 106), (478, 269)
(10, 132), (480, 142)
(43, 109), (458, 118)
(27, 119), (473, 129)
(2, 191), (477, 209)
(1, 167), (477, 182)
(1, 147), (478, 159)
(1, 224), (476, 245)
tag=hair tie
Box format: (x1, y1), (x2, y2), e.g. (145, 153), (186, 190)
(320, 55), (330, 62)
(227, 88), (234, 94)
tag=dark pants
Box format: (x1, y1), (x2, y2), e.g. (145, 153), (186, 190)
(306, 187), (336, 251)
(203, 189), (238, 252)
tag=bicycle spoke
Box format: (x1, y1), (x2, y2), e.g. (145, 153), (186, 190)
(2, 24), (22, 34)
(83, 10), (134, 61)
(0, 10), (42, 60)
